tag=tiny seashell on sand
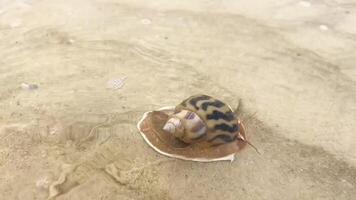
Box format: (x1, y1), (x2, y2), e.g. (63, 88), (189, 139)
(36, 176), (51, 189)
(137, 94), (256, 162)
(21, 83), (38, 90)
(299, 1), (311, 7)
(141, 18), (152, 25)
(106, 77), (127, 90)
(319, 25), (329, 31)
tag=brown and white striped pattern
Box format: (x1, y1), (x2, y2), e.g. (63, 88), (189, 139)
(175, 94), (240, 146)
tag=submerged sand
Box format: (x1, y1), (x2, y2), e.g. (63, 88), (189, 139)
(0, 0), (355, 199)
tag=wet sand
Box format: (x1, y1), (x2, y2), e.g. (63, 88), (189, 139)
(0, 0), (355, 199)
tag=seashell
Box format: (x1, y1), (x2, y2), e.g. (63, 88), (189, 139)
(106, 77), (127, 90)
(137, 94), (257, 162)
(21, 82), (38, 90)
(162, 110), (207, 144)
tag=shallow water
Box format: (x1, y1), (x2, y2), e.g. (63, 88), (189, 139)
(0, 0), (355, 199)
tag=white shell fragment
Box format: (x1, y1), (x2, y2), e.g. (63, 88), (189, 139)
(319, 25), (329, 31)
(141, 18), (152, 25)
(21, 83), (38, 90)
(35, 176), (51, 189)
(299, 1), (311, 7)
(106, 77), (127, 90)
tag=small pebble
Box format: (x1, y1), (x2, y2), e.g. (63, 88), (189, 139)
(21, 83), (38, 90)
(319, 25), (329, 31)
(299, 1), (311, 7)
(41, 150), (47, 158)
(141, 18), (152, 25)
(49, 127), (57, 135)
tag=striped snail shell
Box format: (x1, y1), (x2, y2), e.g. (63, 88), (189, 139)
(162, 94), (243, 146)
(163, 110), (207, 144)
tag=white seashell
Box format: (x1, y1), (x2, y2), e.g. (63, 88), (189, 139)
(21, 83), (38, 90)
(299, 1), (311, 7)
(141, 18), (152, 25)
(319, 25), (329, 31)
(106, 77), (127, 90)
(35, 176), (51, 189)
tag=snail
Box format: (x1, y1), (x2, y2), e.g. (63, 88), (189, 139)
(137, 94), (258, 162)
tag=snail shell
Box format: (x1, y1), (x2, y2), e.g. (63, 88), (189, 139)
(163, 94), (241, 146)
(163, 110), (207, 144)
(137, 94), (249, 162)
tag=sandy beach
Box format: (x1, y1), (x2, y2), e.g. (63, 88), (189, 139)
(0, 0), (355, 199)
